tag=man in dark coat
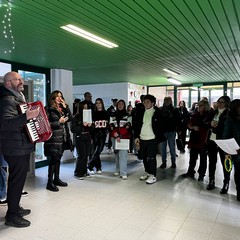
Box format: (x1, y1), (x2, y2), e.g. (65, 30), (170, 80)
(0, 71), (39, 227)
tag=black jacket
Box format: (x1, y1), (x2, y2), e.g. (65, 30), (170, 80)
(44, 105), (73, 157)
(0, 85), (34, 156)
(134, 106), (165, 143)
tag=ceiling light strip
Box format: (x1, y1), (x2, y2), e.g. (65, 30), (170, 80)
(167, 77), (181, 85)
(61, 24), (118, 48)
(163, 68), (180, 76)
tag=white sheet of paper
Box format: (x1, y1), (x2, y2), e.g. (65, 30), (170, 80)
(83, 109), (92, 124)
(214, 138), (240, 155)
(115, 139), (130, 150)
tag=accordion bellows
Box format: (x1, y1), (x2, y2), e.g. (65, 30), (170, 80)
(18, 101), (52, 143)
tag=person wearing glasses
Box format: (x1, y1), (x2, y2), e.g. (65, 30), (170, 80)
(206, 96), (231, 192)
(0, 71), (39, 228)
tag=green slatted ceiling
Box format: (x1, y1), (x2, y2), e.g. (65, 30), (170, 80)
(0, 0), (239, 85)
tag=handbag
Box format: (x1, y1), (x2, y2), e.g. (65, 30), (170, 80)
(176, 138), (184, 151)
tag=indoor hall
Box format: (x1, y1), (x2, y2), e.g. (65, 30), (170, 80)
(0, 149), (239, 240)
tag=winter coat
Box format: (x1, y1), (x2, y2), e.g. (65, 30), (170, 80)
(44, 105), (73, 157)
(0, 85), (34, 156)
(134, 106), (165, 143)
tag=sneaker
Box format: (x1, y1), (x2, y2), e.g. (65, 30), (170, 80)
(159, 163), (166, 169)
(84, 173), (91, 178)
(121, 175), (127, 180)
(114, 172), (120, 176)
(140, 174), (149, 181)
(87, 168), (95, 175)
(21, 191), (28, 197)
(146, 175), (157, 184)
(0, 199), (7, 206)
(74, 175), (84, 180)
(96, 170), (102, 174)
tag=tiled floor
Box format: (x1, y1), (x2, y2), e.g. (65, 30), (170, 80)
(0, 149), (240, 240)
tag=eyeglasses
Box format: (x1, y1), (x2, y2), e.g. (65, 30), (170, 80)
(9, 78), (24, 82)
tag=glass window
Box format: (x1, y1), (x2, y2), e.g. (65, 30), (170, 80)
(0, 62), (11, 76)
(18, 70), (47, 162)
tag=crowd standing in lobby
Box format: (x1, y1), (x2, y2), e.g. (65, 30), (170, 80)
(1, 75), (240, 229)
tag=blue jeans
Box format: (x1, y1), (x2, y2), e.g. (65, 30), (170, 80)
(112, 138), (128, 176)
(0, 155), (8, 200)
(161, 131), (176, 163)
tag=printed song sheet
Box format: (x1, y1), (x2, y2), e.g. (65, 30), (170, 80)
(115, 139), (130, 150)
(83, 109), (92, 124)
(214, 138), (240, 155)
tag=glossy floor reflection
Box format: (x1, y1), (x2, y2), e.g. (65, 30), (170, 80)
(0, 149), (240, 240)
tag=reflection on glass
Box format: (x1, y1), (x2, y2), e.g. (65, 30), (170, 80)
(18, 70), (46, 162)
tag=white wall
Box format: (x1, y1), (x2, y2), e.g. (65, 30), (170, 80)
(73, 82), (147, 108)
(51, 69), (73, 111)
(73, 82), (129, 108)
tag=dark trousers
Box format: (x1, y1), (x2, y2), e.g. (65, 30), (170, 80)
(88, 133), (107, 171)
(107, 133), (112, 149)
(75, 134), (91, 176)
(140, 139), (158, 176)
(177, 129), (187, 149)
(187, 147), (207, 177)
(234, 161), (240, 192)
(4, 154), (30, 218)
(208, 140), (230, 182)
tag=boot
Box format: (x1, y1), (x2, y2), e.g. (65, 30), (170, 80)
(220, 180), (229, 194)
(237, 189), (240, 201)
(46, 165), (59, 192)
(206, 180), (215, 190)
(53, 162), (68, 187)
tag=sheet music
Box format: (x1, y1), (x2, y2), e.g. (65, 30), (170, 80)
(115, 139), (130, 150)
(83, 109), (92, 123)
(214, 138), (240, 155)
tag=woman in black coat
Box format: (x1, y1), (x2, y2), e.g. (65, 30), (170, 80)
(223, 99), (240, 201)
(44, 90), (73, 192)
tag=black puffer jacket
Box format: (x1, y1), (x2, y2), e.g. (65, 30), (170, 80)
(44, 105), (73, 157)
(0, 85), (34, 156)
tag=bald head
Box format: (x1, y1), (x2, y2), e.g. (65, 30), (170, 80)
(3, 71), (24, 92)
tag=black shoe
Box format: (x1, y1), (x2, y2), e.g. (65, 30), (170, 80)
(0, 199), (7, 206)
(206, 180), (215, 190)
(18, 206), (31, 217)
(220, 182), (229, 194)
(171, 163), (176, 168)
(159, 163), (166, 169)
(21, 191), (28, 197)
(5, 215), (31, 228)
(46, 182), (59, 192)
(53, 178), (68, 187)
(181, 173), (195, 179)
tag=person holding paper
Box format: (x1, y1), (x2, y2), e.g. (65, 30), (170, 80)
(88, 98), (109, 174)
(206, 96), (230, 193)
(134, 95), (165, 184)
(222, 99), (240, 201)
(71, 103), (93, 180)
(109, 100), (132, 180)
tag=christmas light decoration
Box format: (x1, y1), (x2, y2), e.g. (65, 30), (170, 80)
(1, 2), (15, 53)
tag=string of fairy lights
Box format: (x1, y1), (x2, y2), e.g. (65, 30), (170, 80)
(1, 2), (15, 53)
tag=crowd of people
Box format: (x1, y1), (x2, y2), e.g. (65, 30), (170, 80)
(1, 71), (240, 229)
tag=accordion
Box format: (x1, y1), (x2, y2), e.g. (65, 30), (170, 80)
(19, 101), (52, 143)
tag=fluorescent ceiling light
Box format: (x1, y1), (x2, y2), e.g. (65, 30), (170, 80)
(163, 68), (180, 76)
(61, 24), (118, 48)
(167, 77), (181, 85)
